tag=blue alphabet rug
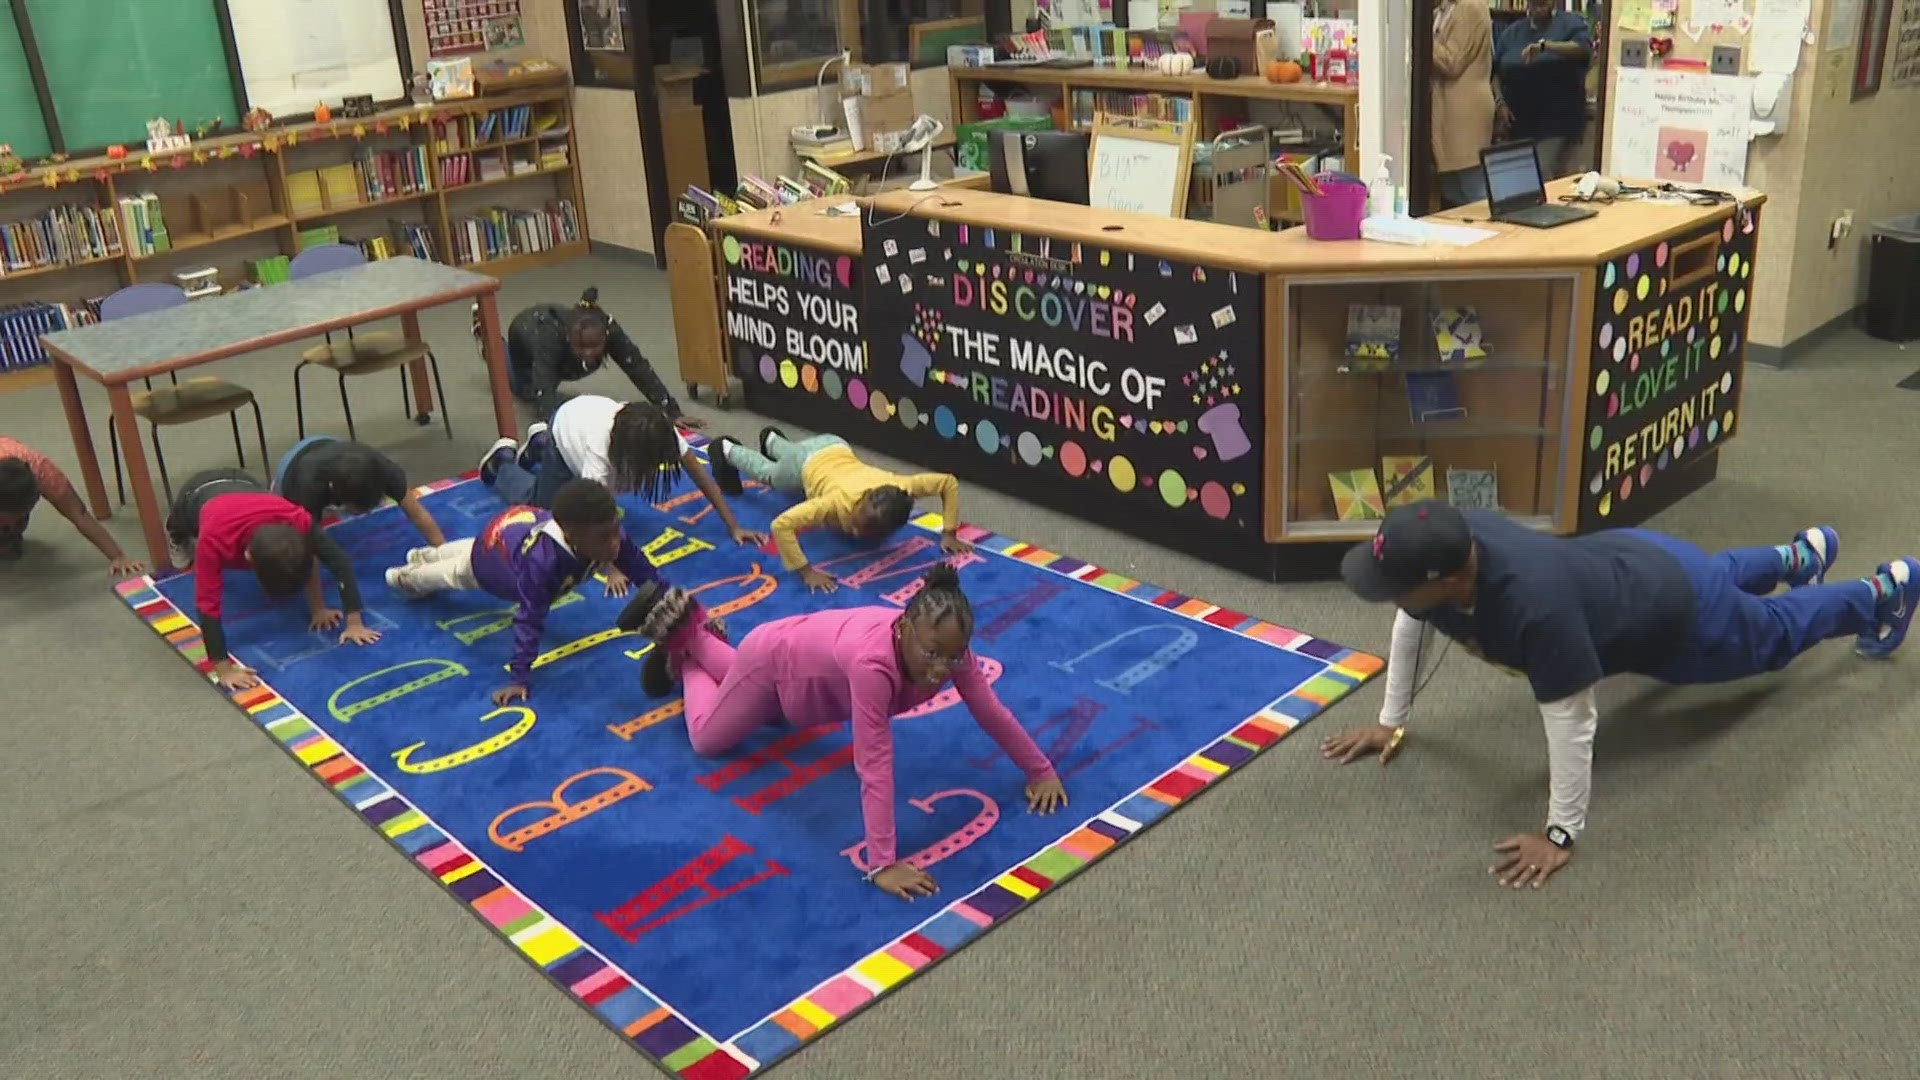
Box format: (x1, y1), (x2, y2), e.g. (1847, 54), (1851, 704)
(116, 452), (1380, 1079)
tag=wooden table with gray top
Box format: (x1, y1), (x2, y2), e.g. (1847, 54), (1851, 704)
(38, 257), (516, 568)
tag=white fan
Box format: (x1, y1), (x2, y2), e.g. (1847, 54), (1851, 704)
(900, 115), (947, 192)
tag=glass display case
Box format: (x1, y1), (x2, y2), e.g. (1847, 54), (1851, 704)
(1282, 273), (1578, 537)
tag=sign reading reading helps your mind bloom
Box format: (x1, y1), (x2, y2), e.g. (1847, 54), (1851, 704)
(860, 215), (1265, 534)
(722, 235), (865, 393)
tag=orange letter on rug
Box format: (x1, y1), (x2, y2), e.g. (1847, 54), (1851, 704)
(490, 767), (653, 852)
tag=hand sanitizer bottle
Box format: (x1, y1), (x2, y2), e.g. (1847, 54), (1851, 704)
(1370, 157), (1394, 218)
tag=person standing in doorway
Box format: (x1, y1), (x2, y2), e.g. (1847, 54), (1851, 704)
(1493, 0), (1594, 179)
(1432, 0), (1496, 208)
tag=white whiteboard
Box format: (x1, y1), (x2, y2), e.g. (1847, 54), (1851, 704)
(1609, 69), (1753, 189)
(229, 0), (408, 120)
(1089, 133), (1185, 218)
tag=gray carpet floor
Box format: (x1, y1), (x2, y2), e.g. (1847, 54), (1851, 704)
(4, 254), (1917, 1079)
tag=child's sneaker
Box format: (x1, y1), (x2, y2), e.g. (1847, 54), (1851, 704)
(1781, 526), (1840, 588)
(520, 422), (552, 467)
(1856, 557), (1920, 659)
(640, 645), (675, 697)
(615, 580), (670, 634)
(478, 437), (517, 485)
(709, 437), (744, 496)
(405, 546), (435, 566)
(385, 566), (429, 599)
(165, 535), (192, 570)
(759, 425), (786, 457)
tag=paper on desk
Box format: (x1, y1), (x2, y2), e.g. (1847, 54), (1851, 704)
(1361, 216), (1497, 246)
(1750, 0), (1811, 72)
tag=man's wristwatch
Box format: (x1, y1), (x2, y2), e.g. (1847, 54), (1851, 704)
(1545, 825), (1575, 850)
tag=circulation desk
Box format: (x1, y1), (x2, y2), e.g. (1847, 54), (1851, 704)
(709, 182), (1765, 577)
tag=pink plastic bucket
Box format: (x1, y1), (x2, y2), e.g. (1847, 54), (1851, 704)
(1302, 176), (1368, 240)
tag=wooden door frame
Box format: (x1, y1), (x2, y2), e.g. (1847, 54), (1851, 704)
(562, 0), (674, 267)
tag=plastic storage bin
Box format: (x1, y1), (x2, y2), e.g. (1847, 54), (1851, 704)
(1301, 174), (1368, 241)
(1865, 213), (1920, 343)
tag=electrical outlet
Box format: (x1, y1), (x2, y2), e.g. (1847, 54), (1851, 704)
(1621, 39), (1649, 68)
(1712, 46), (1741, 75)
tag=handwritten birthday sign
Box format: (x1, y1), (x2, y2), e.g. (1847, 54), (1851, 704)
(861, 215), (1264, 533)
(1579, 209), (1761, 527)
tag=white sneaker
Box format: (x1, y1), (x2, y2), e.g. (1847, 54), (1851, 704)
(478, 437), (518, 484)
(405, 546), (435, 566)
(385, 566), (430, 599)
(166, 537), (192, 570)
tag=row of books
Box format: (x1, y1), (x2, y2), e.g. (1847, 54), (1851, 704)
(0, 204), (126, 276)
(0, 302), (90, 372)
(1068, 89), (1192, 127)
(450, 199), (580, 267)
(431, 105), (557, 153)
(248, 220), (439, 284)
(679, 162), (854, 226)
(116, 193), (172, 258)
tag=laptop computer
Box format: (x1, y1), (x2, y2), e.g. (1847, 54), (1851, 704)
(1479, 141), (1597, 229)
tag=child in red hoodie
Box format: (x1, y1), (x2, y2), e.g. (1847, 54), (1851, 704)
(167, 469), (381, 690)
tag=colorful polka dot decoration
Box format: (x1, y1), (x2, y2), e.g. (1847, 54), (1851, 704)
(1585, 206), (1760, 521)
(115, 479), (1381, 1080)
(753, 340), (1248, 520)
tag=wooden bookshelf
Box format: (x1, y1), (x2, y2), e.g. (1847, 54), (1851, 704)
(0, 85), (590, 328)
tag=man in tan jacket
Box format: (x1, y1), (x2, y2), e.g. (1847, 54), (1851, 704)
(1431, 0), (1496, 207)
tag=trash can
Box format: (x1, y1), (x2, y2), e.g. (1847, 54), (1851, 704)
(1865, 213), (1920, 342)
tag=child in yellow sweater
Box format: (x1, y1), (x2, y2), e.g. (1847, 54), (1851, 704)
(709, 427), (970, 592)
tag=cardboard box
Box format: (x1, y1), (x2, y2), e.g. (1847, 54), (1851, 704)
(856, 91), (919, 145)
(842, 61), (910, 97)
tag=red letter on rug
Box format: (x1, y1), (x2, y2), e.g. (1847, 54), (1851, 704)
(595, 834), (789, 943)
(694, 725), (855, 814)
(969, 696), (1159, 780)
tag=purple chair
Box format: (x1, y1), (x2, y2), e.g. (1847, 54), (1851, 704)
(290, 243), (451, 442)
(100, 283), (268, 504)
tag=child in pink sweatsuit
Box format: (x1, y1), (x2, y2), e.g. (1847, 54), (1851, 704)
(621, 564), (1069, 900)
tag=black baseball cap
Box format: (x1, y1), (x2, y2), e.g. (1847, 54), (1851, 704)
(1340, 500), (1474, 602)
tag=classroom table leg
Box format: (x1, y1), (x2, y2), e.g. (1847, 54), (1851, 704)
(474, 292), (515, 438)
(53, 360), (111, 519)
(402, 310), (435, 423)
(109, 384), (170, 569)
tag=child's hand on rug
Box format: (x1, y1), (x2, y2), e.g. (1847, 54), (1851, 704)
(310, 607), (344, 632)
(801, 567), (839, 593)
(939, 531), (973, 556)
(872, 862), (938, 900)
(215, 660), (260, 691)
(492, 684), (530, 706)
(109, 557), (148, 577)
(730, 525), (769, 547)
(604, 568), (632, 598)
(338, 613), (383, 646)
(1026, 777), (1068, 814)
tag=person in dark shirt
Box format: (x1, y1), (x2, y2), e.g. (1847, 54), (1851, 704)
(1322, 501), (1918, 890)
(488, 286), (704, 427)
(273, 436), (446, 546)
(1493, 0), (1594, 178)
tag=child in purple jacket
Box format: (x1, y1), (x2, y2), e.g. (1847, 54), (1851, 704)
(386, 478), (662, 706)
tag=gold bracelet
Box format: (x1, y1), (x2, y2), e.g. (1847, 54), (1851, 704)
(1382, 726), (1407, 763)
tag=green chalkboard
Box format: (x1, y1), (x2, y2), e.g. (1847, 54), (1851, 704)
(0, 12), (52, 159)
(25, 0), (239, 151)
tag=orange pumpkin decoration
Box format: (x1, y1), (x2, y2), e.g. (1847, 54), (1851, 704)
(1266, 60), (1304, 83)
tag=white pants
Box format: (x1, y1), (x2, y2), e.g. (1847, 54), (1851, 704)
(392, 539), (479, 593)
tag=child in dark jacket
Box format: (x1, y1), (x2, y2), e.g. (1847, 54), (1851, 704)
(385, 478), (664, 705)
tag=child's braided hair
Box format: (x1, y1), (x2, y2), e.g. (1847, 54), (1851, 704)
(905, 563), (974, 634)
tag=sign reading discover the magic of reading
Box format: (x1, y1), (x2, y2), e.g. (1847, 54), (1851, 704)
(861, 214), (1264, 535)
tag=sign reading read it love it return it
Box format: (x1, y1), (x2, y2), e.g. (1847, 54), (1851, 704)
(1580, 207), (1761, 529)
(858, 214), (1266, 536)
